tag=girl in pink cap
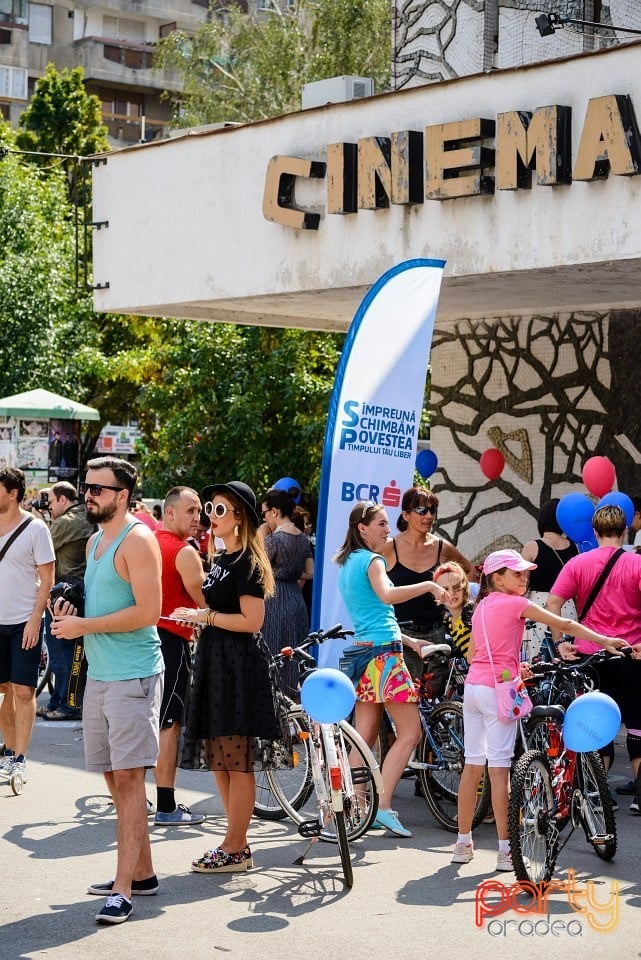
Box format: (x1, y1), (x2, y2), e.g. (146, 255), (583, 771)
(452, 548), (626, 872)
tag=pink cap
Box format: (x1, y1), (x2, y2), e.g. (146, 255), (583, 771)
(482, 549), (537, 576)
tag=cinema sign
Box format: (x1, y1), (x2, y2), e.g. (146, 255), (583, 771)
(262, 94), (641, 230)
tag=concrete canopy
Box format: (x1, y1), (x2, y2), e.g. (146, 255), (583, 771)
(91, 43), (641, 331)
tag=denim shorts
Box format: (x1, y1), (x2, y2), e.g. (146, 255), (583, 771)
(0, 621), (43, 688)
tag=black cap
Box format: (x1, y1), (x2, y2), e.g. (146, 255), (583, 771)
(201, 481), (261, 528)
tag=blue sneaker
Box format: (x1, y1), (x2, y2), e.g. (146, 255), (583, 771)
(154, 803), (205, 826)
(371, 808), (412, 838)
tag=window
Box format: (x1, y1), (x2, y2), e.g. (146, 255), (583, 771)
(0, 27), (11, 42)
(28, 2), (51, 44)
(0, 0), (27, 26)
(159, 21), (176, 39)
(0, 63), (26, 98)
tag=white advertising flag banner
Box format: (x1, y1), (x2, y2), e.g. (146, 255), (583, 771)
(312, 259), (445, 666)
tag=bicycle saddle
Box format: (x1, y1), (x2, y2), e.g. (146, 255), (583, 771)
(419, 643), (452, 658)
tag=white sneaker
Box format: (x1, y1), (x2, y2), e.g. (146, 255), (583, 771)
(451, 842), (474, 863)
(0, 752), (14, 775)
(496, 850), (516, 871)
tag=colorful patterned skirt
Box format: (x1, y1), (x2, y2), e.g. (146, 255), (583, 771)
(355, 651), (418, 704)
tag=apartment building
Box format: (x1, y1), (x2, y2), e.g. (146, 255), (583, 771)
(0, 0), (214, 144)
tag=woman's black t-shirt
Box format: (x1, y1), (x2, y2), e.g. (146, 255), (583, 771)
(203, 550), (264, 613)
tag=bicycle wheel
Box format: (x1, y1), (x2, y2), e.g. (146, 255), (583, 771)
(36, 638), (52, 697)
(508, 750), (558, 883)
(574, 752), (617, 861)
(417, 701), (491, 832)
(334, 810), (354, 888)
(272, 720), (379, 842)
(254, 712), (314, 820)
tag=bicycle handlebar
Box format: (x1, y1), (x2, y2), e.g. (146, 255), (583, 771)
(274, 624), (354, 668)
(530, 646), (631, 677)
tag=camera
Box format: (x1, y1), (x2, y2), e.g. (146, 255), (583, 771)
(50, 578), (85, 616)
(32, 492), (49, 512)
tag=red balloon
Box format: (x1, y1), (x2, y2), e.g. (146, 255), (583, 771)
(582, 456), (616, 498)
(480, 448), (505, 481)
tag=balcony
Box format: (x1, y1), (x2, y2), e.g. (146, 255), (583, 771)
(72, 36), (184, 91)
(102, 109), (168, 144)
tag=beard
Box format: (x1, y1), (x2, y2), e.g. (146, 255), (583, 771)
(85, 499), (118, 524)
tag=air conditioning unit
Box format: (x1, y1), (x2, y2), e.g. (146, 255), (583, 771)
(301, 76), (375, 110)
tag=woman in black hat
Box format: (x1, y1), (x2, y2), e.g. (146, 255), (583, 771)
(170, 480), (278, 873)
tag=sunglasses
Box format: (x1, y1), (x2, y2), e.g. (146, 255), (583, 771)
(204, 501), (240, 519)
(361, 499), (376, 519)
(412, 504), (437, 515)
(80, 483), (126, 497)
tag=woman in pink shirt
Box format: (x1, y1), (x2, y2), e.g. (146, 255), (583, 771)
(452, 548), (625, 872)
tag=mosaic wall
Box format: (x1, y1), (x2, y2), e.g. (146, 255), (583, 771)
(392, 1), (629, 88)
(429, 308), (641, 562)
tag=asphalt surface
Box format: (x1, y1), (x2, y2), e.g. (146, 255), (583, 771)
(2, 702), (640, 960)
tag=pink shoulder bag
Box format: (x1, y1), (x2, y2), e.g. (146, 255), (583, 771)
(480, 603), (533, 722)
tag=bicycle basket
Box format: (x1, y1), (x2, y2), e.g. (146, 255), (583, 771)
(419, 651), (451, 700)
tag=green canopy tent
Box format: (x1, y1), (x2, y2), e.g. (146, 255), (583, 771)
(0, 388), (100, 421)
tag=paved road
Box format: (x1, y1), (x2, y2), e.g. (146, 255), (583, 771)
(2, 710), (639, 960)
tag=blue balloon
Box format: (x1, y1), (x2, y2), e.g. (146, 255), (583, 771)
(416, 449), (438, 479)
(301, 668), (356, 723)
(273, 476), (301, 505)
(562, 691), (621, 753)
(597, 491), (634, 527)
(578, 532), (598, 553)
(556, 493), (595, 544)
(469, 582), (480, 599)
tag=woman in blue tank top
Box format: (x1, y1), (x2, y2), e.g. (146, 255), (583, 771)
(335, 501), (451, 838)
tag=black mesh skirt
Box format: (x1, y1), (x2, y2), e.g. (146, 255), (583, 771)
(180, 625), (282, 772)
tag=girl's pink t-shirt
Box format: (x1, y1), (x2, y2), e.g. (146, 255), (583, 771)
(467, 592), (530, 686)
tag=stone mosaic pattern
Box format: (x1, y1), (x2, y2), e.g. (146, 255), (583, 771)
(428, 309), (641, 562)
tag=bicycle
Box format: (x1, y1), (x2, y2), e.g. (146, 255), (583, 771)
(508, 650), (622, 883)
(253, 625), (383, 887)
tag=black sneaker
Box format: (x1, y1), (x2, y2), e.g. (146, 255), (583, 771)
(95, 894), (133, 925)
(87, 875), (158, 896)
(630, 800), (640, 815)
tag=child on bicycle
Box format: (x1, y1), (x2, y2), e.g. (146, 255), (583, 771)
(452, 548), (626, 871)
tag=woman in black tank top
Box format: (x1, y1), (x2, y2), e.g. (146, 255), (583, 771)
(381, 487), (477, 679)
(521, 498), (579, 659)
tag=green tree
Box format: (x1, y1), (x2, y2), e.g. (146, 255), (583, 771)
(124, 321), (343, 500)
(15, 63), (109, 202)
(0, 122), (92, 396)
(155, 0), (391, 125)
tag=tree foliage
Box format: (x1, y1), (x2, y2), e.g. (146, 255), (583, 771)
(155, 0), (391, 125)
(0, 122), (91, 395)
(15, 64), (109, 202)
(131, 322), (343, 500)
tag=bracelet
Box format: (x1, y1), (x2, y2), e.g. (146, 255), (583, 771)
(206, 610), (217, 627)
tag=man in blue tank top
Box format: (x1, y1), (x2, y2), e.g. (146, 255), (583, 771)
(51, 457), (164, 925)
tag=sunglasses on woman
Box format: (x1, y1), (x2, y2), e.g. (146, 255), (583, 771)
(204, 501), (240, 518)
(412, 504), (437, 515)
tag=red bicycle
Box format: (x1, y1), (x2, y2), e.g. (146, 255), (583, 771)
(508, 652), (620, 883)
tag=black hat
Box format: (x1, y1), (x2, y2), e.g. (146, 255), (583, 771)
(201, 481), (261, 527)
